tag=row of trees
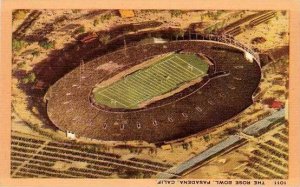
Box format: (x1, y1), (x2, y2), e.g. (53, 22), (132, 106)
(13, 38), (56, 52)
(93, 13), (113, 26)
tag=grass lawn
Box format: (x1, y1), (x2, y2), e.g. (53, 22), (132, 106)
(93, 53), (209, 109)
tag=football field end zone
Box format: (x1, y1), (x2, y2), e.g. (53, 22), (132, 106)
(92, 53), (209, 109)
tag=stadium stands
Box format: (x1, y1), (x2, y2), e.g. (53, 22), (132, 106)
(46, 37), (261, 143)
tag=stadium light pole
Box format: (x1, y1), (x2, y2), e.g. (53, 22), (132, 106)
(123, 36), (127, 57)
(79, 60), (84, 88)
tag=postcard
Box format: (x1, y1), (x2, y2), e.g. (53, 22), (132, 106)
(1, 0), (299, 186)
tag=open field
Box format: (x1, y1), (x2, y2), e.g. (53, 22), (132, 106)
(11, 132), (172, 178)
(93, 53), (209, 109)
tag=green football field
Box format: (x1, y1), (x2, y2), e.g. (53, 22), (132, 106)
(92, 53), (209, 109)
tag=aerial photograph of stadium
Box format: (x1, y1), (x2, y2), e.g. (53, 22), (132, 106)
(11, 9), (289, 179)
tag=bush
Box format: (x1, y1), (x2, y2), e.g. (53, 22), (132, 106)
(13, 10), (28, 21)
(170, 10), (182, 17)
(93, 19), (99, 26)
(99, 34), (110, 45)
(17, 61), (26, 69)
(203, 134), (211, 142)
(22, 72), (36, 84)
(71, 9), (81, 13)
(38, 40), (56, 49)
(74, 26), (85, 34)
(31, 50), (40, 57)
(12, 39), (28, 52)
(100, 13), (112, 22)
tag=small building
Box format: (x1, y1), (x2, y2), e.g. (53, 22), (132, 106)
(66, 130), (76, 140)
(79, 32), (98, 43)
(118, 10), (135, 18)
(270, 101), (284, 110)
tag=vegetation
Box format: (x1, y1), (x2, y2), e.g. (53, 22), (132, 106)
(140, 10), (160, 14)
(173, 29), (185, 39)
(12, 10), (28, 21)
(170, 10), (182, 17)
(22, 72), (36, 84)
(100, 13), (112, 22)
(93, 53), (209, 109)
(98, 34), (110, 45)
(203, 134), (211, 142)
(38, 40), (56, 50)
(75, 26), (85, 34)
(93, 19), (100, 26)
(71, 9), (81, 13)
(11, 133), (168, 178)
(16, 61), (26, 69)
(12, 39), (28, 52)
(31, 50), (40, 57)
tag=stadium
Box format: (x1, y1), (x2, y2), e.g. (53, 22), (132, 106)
(45, 34), (261, 144)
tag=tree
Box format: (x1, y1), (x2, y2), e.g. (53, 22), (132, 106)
(93, 19), (99, 26)
(13, 10), (28, 21)
(100, 13), (112, 22)
(77, 26), (85, 33)
(31, 50), (40, 57)
(203, 134), (211, 142)
(22, 72), (36, 84)
(170, 10), (182, 17)
(17, 61), (26, 69)
(99, 34), (111, 45)
(71, 9), (81, 13)
(12, 39), (28, 52)
(38, 40), (56, 49)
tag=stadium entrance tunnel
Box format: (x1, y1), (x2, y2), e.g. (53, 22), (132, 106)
(90, 52), (211, 111)
(46, 39), (261, 143)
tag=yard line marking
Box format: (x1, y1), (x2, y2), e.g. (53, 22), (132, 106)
(133, 71), (169, 93)
(100, 90), (130, 106)
(105, 78), (150, 101)
(111, 81), (148, 101)
(133, 71), (166, 92)
(99, 92), (130, 108)
(104, 87), (140, 104)
(125, 77), (160, 102)
(173, 55), (204, 74)
(151, 68), (178, 87)
(155, 63), (187, 84)
(146, 66), (176, 88)
(133, 68), (166, 92)
(119, 78), (153, 97)
(155, 62), (186, 83)
(102, 86), (140, 103)
(159, 59), (194, 80)
(169, 58), (200, 77)
(99, 91), (132, 107)
(168, 59), (197, 77)
(158, 60), (193, 82)
(130, 75), (162, 95)
(97, 75), (150, 100)
(165, 58), (197, 77)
